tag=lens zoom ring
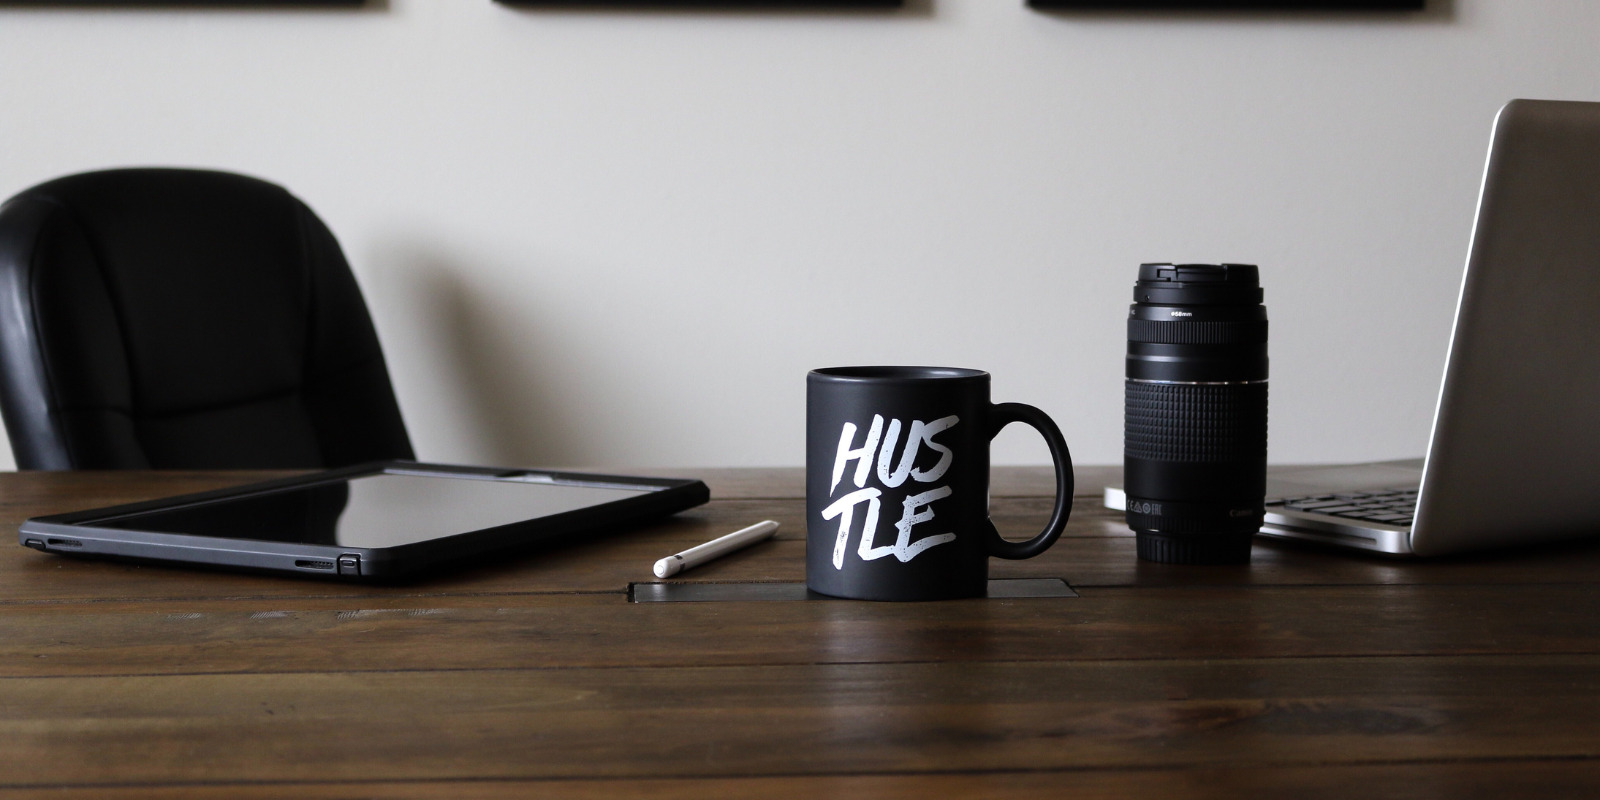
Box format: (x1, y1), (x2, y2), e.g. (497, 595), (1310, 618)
(1127, 319), (1267, 345)
(1125, 382), (1268, 462)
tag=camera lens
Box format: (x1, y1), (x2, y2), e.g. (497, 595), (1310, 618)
(1125, 263), (1268, 564)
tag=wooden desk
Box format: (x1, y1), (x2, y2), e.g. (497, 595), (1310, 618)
(3, 467), (1599, 797)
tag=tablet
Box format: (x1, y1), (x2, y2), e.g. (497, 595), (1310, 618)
(17, 461), (709, 580)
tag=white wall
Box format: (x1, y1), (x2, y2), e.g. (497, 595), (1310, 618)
(0, 0), (1594, 470)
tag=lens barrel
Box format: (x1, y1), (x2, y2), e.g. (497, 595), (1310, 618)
(1125, 263), (1268, 564)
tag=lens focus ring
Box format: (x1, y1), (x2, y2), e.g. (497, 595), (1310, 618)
(1127, 318), (1267, 345)
(1125, 381), (1268, 463)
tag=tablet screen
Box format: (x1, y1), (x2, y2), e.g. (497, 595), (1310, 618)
(94, 472), (653, 548)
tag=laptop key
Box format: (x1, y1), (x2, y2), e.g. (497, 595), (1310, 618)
(1308, 505), (1364, 515)
(1286, 500), (1350, 511)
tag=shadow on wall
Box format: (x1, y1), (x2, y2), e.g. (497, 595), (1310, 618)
(372, 248), (590, 468)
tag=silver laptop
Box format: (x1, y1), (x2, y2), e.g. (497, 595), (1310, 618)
(1106, 99), (1600, 557)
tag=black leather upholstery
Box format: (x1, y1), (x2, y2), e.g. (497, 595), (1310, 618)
(0, 168), (414, 469)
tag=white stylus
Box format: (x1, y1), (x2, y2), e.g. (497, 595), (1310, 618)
(653, 520), (781, 579)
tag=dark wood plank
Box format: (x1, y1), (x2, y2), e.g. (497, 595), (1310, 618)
(2, 656), (1598, 787)
(3, 583), (1599, 678)
(8, 761), (1600, 800)
(12, 761), (1600, 800)
(11, 762), (1600, 800)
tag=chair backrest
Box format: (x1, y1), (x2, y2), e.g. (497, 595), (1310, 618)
(0, 168), (414, 469)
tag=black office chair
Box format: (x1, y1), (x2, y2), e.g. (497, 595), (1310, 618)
(0, 168), (415, 469)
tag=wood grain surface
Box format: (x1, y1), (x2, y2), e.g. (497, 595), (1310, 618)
(1, 466), (1596, 796)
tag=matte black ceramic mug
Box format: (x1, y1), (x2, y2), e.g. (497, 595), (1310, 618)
(806, 367), (1074, 601)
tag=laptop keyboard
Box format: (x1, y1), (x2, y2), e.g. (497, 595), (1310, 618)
(1267, 487), (1417, 527)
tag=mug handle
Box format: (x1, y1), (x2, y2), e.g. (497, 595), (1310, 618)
(985, 402), (1074, 560)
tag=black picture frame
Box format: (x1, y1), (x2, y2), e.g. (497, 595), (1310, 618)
(0, 0), (365, 5)
(495, 0), (901, 6)
(1028, 0), (1423, 8)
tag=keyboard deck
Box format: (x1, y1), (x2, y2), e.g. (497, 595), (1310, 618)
(1267, 487), (1417, 527)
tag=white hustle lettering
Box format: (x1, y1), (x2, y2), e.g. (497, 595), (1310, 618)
(856, 484), (956, 564)
(822, 487), (882, 569)
(831, 415), (883, 493)
(875, 415), (960, 488)
(876, 418), (912, 488)
(892, 485), (956, 561)
(909, 415), (958, 483)
(824, 413), (962, 570)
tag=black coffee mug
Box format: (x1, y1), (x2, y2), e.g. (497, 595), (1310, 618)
(806, 367), (1074, 601)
